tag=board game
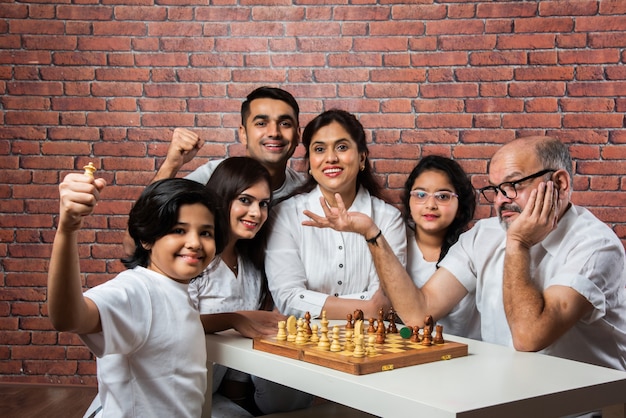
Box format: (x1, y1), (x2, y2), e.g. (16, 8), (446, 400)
(253, 311), (468, 375)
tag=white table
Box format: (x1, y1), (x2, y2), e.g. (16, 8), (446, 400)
(204, 325), (626, 418)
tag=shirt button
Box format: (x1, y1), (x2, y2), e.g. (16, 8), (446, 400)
(339, 246), (343, 250)
(337, 281), (342, 285)
(299, 295), (304, 299)
(360, 295), (365, 299)
(334, 293), (339, 297)
(339, 264), (343, 268)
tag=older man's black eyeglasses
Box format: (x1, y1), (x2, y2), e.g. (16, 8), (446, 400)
(478, 169), (556, 203)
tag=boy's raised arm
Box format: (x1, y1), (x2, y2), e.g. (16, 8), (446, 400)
(47, 172), (107, 334)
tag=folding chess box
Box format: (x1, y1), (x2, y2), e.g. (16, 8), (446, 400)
(253, 324), (468, 375)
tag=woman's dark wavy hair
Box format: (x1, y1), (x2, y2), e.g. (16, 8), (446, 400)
(122, 178), (227, 269)
(402, 155), (476, 265)
(293, 109), (384, 200)
(206, 157), (272, 271)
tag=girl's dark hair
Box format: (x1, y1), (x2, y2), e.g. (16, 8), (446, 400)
(206, 157), (272, 271)
(122, 178), (227, 269)
(402, 155), (476, 264)
(294, 109), (384, 200)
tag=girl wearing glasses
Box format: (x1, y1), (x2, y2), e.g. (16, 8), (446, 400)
(304, 155), (480, 338)
(402, 155), (480, 339)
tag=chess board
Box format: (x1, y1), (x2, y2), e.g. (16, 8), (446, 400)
(253, 325), (468, 375)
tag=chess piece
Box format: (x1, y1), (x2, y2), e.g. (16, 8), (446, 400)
(434, 324), (445, 344)
(330, 325), (342, 352)
(310, 324), (319, 343)
(376, 320), (386, 344)
(424, 314), (434, 329)
(410, 325), (420, 343)
(367, 335), (377, 356)
(353, 309), (364, 322)
(346, 313), (353, 329)
(378, 307), (385, 324)
(286, 315), (297, 342)
(421, 324), (433, 346)
(83, 162), (96, 177)
(344, 329), (355, 352)
(387, 307), (398, 333)
(304, 311), (312, 335)
(295, 318), (307, 345)
(320, 310), (329, 331)
(318, 326), (330, 350)
(352, 335), (365, 358)
(368, 318), (376, 334)
(277, 320), (287, 341)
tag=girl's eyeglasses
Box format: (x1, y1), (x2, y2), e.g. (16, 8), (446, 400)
(409, 190), (458, 205)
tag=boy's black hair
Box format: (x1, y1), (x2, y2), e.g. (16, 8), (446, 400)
(122, 178), (227, 269)
(240, 86), (300, 127)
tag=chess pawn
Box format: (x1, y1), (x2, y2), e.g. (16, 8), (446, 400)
(367, 335), (377, 356)
(376, 319), (386, 344)
(318, 326), (330, 350)
(410, 325), (420, 343)
(346, 313), (353, 329)
(277, 320), (287, 341)
(434, 324), (445, 344)
(330, 326), (342, 352)
(368, 318), (376, 334)
(344, 329), (355, 352)
(310, 324), (319, 343)
(352, 335), (365, 358)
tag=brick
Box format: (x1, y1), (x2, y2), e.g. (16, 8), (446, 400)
(502, 113), (561, 128)
(559, 98), (615, 112)
(466, 98), (524, 113)
(558, 49), (620, 64)
(525, 98), (558, 112)
(422, 83), (477, 99)
(477, 2), (537, 18)
(470, 51), (527, 66)
(496, 34), (556, 50)
(575, 16), (626, 32)
(514, 66), (574, 81)
(456, 67), (513, 82)
(509, 81), (566, 97)
(114, 5), (168, 21)
(514, 17), (574, 33)
(568, 81), (626, 97)
(426, 19), (484, 35)
(391, 4), (446, 20)
(563, 113), (624, 128)
(539, 1), (598, 16)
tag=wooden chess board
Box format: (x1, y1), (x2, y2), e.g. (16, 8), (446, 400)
(253, 325), (468, 375)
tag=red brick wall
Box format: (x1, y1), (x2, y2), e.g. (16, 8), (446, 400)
(1, 0), (625, 385)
